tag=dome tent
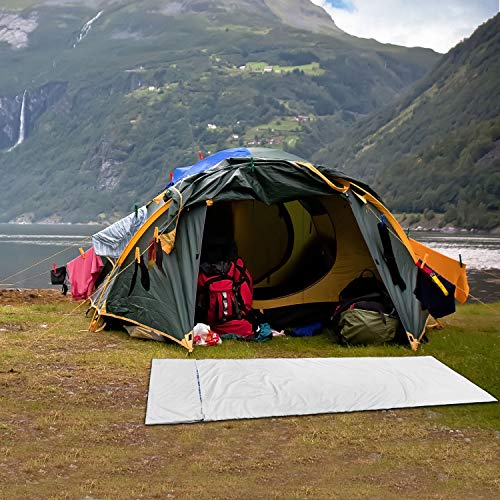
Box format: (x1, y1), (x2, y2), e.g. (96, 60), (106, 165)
(90, 148), (469, 351)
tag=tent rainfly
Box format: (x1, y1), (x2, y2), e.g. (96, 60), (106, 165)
(90, 148), (469, 351)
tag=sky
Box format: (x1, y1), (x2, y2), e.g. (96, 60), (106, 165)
(310, 0), (499, 53)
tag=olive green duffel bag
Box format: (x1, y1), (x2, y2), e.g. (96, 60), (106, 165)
(338, 308), (400, 345)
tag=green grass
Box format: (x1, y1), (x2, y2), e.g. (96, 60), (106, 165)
(244, 117), (304, 148)
(244, 61), (325, 76)
(0, 299), (499, 498)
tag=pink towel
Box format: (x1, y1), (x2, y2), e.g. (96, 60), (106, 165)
(67, 247), (104, 301)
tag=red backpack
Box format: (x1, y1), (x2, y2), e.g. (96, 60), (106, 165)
(197, 258), (253, 333)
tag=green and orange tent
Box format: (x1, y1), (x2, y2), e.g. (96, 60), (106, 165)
(90, 148), (468, 351)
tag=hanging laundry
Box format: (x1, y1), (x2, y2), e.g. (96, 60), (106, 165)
(377, 217), (406, 291)
(50, 265), (68, 296)
(415, 264), (456, 318)
(139, 259), (150, 291)
(128, 248), (150, 296)
(92, 206), (148, 258)
(148, 238), (156, 269)
(147, 237), (164, 271)
(67, 247), (104, 301)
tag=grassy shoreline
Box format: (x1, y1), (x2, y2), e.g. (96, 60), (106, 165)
(0, 297), (499, 498)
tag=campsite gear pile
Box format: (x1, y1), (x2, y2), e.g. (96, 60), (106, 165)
(330, 269), (403, 345)
(46, 147), (468, 351)
(197, 257), (253, 337)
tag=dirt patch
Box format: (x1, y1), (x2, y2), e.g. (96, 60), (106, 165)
(0, 288), (72, 306)
(0, 322), (27, 332)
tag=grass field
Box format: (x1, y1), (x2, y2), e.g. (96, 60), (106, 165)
(0, 296), (499, 499)
(244, 61), (325, 76)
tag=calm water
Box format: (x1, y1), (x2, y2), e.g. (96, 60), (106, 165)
(0, 224), (104, 289)
(414, 231), (500, 303)
(414, 231), (500, 271)
(0, 225), (498, 301)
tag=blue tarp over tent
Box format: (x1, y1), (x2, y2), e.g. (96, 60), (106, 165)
(169, 148), (251, 186)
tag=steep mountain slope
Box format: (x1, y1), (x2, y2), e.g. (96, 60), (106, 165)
(0, 0), (438, 222)
(310, 14), (500, 230)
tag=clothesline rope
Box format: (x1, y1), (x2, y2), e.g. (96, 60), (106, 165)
(0, 236), (92, 285)
(9, 254), (135, 352)
(7, 269), (55, 288)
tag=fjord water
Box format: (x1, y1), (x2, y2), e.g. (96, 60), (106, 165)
(0, 225), (498, 301)
(414, 231), (500, 302)
(414, 232), (500, 271)
(0, 223), (104, 289)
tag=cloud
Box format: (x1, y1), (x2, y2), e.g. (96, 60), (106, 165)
(311, 0), (498, 53)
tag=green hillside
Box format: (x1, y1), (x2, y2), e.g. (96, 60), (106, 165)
(308, 14), (500, 230)
(0, 0), (438, 222)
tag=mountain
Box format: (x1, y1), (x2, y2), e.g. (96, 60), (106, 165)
(0, 0), (438, 223)
(308, 13), (500, 230)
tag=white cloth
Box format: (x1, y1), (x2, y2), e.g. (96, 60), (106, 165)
(146, 359), (204, 425)
(92, 206), (148, 258)
(145, 356), (496, 425)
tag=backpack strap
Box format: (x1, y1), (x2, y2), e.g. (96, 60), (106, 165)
(233, 259), (250, 285)
(232, 258), (252, 312)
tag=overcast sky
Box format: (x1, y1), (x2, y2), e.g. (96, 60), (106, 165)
(310, 0), (499, 53)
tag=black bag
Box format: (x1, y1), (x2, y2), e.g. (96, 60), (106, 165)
(50, 266), (68, 296)
(331, 270), (402, 345)
(339, 269), (387, 302)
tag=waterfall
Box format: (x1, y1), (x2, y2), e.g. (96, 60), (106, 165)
(7, 89), (28, 152)
(17, 89), (27, 145)
(73, 10), (104, 47)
